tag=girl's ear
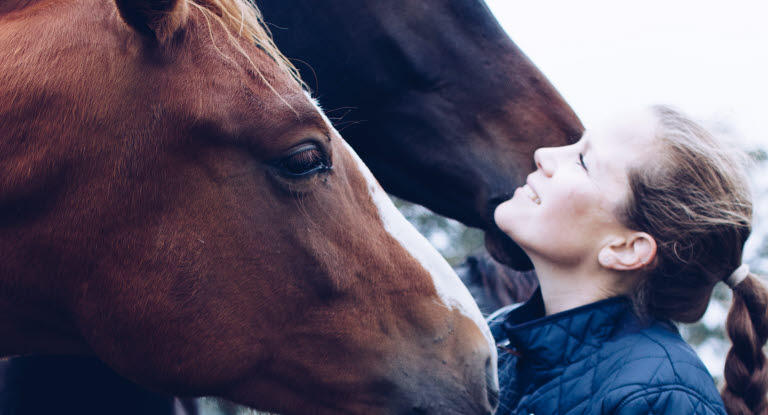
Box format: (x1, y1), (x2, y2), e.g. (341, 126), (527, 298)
(598, 232), (657, 271)
(115, 0), (189, 43)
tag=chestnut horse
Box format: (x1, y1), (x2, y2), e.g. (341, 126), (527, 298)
(258, 0), (584, 270)
(0, 0), (498, 414)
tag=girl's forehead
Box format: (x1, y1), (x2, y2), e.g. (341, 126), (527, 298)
(592, 108), (657, 144)
(586, 109), (658, 166)
(584, 110), (658, 198)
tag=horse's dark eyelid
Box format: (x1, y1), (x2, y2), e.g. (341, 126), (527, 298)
(276, 145), (330, 178)
(286, 143), (320, 157)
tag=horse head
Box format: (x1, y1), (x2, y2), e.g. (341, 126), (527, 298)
(0, 1), (497, 413)
(259, 0), (585, 269)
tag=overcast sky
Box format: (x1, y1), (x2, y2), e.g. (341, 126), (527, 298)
(485, 0), (768, 147)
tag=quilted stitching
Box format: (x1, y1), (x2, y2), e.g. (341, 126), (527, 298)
(616, 387), (721, 414)
(490, 289), (727, 415)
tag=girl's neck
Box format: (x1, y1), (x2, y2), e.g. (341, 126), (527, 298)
(531, 258), (625, 316)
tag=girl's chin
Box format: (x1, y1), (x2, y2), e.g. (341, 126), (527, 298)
(493, 199), (514, 224)
(494, 193), (527, 217)
(493, 202), (523, 235)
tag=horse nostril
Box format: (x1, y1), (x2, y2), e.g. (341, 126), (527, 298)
(486, 356), (500, 411)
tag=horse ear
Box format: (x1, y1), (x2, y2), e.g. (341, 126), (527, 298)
(115, 0), (189, 42)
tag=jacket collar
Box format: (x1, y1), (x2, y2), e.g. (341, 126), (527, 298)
(501, 288), (636, 370)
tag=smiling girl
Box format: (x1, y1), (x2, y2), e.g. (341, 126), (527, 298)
(489, 106), (767, 415)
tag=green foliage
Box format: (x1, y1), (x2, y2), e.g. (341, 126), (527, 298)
(749, 148), (767, 162)
(199, 398), (270, 415)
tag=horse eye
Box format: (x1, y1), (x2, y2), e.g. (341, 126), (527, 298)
(275, 144), (330, 177)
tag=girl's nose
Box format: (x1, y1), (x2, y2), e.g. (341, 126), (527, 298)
(533, 147), (555, 177)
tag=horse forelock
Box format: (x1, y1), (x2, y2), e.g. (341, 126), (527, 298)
(190, 0), (305, 90)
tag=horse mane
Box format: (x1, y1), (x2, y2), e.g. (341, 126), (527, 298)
(190, 0), (305, 90)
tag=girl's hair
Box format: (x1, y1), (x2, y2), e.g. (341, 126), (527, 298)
(617, 105), (768, 414)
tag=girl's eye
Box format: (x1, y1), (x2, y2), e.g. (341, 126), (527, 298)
(275, 144), (331, 178)
(578, 153), (588, 171)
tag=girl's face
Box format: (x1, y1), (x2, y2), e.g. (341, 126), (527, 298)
(494, 110), (657, 267)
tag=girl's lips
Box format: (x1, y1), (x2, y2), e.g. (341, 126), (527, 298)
(523, 183), (541, 204)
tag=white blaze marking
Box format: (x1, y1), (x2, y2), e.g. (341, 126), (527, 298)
(305, 93), (497, 356)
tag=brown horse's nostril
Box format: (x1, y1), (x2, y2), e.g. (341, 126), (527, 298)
(486, 356), (500, 412)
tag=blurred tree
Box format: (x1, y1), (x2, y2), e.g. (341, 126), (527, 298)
(392, 198), (485, 266)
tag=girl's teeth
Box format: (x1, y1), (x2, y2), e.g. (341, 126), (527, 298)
(524, 184), (541, 205)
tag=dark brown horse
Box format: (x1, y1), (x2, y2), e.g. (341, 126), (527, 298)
(0, 1), (497, 414)
(258, 0), (584, 270)
(456, 252), (538, 315)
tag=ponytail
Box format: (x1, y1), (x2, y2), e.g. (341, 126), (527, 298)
(609, 106), (762, 412)
(722, 274), (768, 414)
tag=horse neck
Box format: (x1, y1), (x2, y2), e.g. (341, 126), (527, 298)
(261, 0), (505, 90)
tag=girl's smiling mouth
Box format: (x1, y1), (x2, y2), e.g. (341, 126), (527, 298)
(523, 182), (541, 204)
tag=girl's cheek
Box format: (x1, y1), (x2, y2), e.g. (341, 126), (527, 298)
(563, 188), (596, 215)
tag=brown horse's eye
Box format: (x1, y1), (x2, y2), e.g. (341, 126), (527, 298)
(275, 143), (330, 178)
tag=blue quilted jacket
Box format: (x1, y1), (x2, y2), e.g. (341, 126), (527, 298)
(488, 289), (728, 414)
